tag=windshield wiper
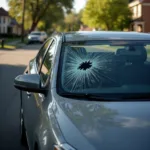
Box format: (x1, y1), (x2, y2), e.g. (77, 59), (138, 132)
(60, 93), (150, 101)
(121, 94), (150, 100)
(60, 93), (119, 101)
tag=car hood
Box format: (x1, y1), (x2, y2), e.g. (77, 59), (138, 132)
(52, 93), (150, 150)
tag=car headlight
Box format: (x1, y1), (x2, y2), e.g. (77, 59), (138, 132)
(28, 35), (31, 39)
(54, 143), (76, 150)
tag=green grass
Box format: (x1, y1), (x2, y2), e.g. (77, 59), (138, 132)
(87, 45), (150, 55)
(0, 37), (21, 49)
(0, 44), (16, 49)
(146, 45), (150, 50)
(145, 45), (150, 56)
(84, 45), (123, 52)
(5, 37), (21, 43)
(23, 37), (28, 44)
(0, 37), (27, 49)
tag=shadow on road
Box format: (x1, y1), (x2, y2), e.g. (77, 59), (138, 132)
(21, 43), (42, 51)
(0, 64), (27, 150)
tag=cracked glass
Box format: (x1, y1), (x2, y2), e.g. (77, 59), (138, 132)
(58, 40), (150, 95)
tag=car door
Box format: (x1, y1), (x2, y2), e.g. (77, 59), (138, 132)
(25, 38), (52, 75)
(22, 38), (56, 149)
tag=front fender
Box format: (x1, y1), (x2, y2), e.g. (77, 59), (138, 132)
(33, 103), (65, 150)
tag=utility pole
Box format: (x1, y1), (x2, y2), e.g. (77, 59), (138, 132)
(21, 0), (26, 42)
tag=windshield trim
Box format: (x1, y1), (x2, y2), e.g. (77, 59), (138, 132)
(59, 92), (150, 101)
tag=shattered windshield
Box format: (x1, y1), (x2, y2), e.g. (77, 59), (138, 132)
(58, 40), (150, 95)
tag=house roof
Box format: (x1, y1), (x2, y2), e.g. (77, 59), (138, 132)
(0, 7), (9, 16)
(9, 18), (18, 26)
(79, 25), (94, 31)
(0, 7), (21, 27)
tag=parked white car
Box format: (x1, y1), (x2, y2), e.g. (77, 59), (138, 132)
(27, 31), (47, 44)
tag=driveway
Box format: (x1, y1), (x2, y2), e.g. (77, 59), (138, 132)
(0, 44), (40, 150)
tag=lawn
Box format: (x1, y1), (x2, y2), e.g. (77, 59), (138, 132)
(0, 44), (16, 49)
(74, 45), (150, 58)
(145, 45), (150, 56)
(83, 45), (124, 52)
(0, 37), (27, 50)
(5, 37), (21, 43)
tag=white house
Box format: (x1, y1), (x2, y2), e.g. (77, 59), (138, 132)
(0, 7), (21, 35)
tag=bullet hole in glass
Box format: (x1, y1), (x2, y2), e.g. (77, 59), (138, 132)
(78, 61), (92, 71)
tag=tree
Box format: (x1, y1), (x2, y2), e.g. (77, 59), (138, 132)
(64, 11), (82, 31)
(37, 4), (65, 32)
(82, 0), (132, 30)
(8, 0), (74, 32)
(52, 10), (83, 32)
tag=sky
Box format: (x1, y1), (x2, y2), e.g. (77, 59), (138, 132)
(0, 0), (87, 12)
(74, 0), (87, 12)
(0, 0), (8, 10)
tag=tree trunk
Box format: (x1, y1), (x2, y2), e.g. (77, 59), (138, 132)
(30, 22), (38, 32)
(21, 0), (26, 42)
(29, 1), (51, 32)
(105, 23), (110, 31)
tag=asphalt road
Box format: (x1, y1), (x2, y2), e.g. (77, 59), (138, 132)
(0, 44), (40, 150)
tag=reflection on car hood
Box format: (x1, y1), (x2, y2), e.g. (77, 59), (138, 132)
(52, 93), (150, 150)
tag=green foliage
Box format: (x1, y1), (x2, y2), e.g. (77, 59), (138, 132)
(37, 21), (45, 31)
(8, 0), (23, 24)
(52, 10), (83, 32)
(40, 4), (65, 32)
(64, 12), (81, 31)
(82, 0), (132, 30)
(8, 0), (74, 32)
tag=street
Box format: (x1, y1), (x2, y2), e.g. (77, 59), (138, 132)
(0, 44), (40, 150)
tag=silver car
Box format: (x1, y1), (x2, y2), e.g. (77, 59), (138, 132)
(27, 31), (48, 44)
(14, 31), (150, 150)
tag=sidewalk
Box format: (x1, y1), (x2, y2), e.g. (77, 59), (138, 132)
(0, 44), (38, 65)
(0, 40), (26, 50)
(7, 40), (26, 48)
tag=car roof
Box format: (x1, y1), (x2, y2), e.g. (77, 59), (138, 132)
(63, 31), (150, 42)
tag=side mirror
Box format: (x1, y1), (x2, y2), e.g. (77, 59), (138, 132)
(14, 74), (46, 94)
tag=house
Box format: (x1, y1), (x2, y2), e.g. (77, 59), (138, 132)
(79, 25), (96, 31)
(0, 7), (21, 35)
(129, 0), (150, 32)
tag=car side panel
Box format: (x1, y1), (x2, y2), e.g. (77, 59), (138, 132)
(33, 93), (66, 150)
(22, 59), (40, 149)
(23, 36), (62, 150)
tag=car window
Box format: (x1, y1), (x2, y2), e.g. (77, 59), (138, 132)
(40, 40), (56, 86)
(36, 39), (52, 72)
(58, 40), (150, 97)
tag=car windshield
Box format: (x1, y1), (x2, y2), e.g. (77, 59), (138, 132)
(58, 40), (150, 97)
(30, 32), (41, 35)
